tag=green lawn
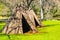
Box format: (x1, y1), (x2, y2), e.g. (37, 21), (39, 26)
(0, 20), (60, 40)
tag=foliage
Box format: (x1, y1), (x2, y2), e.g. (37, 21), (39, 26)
(0, 0), (60, 20)
(32, 4), (40, 14)
(0, 3), (4, 12)
(0, 3), (11, 17)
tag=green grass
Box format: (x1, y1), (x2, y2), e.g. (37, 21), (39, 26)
(0, 20), (60, 40)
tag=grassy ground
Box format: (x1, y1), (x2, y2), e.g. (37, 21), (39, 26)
(0, 20), (60, 40)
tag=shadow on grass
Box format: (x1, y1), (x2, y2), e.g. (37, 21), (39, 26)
(44, 24), (60, 27)
(38, 31), (48, 34)
(0, 34), (11, 40)
(0, 25), (5, 33)
(0, 24), (11, 40)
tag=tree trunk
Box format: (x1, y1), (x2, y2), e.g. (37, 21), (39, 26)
(40, 0), (44, 20)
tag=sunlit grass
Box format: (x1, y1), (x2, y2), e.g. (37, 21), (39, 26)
(0, 20), (60, 40)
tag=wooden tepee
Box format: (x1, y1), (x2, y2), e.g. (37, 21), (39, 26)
(2, 5), (42, 34)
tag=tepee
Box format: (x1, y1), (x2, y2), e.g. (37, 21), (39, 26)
(2, 4), (42, 34)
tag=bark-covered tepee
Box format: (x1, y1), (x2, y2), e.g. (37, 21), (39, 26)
(2, 0), (42, 34)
